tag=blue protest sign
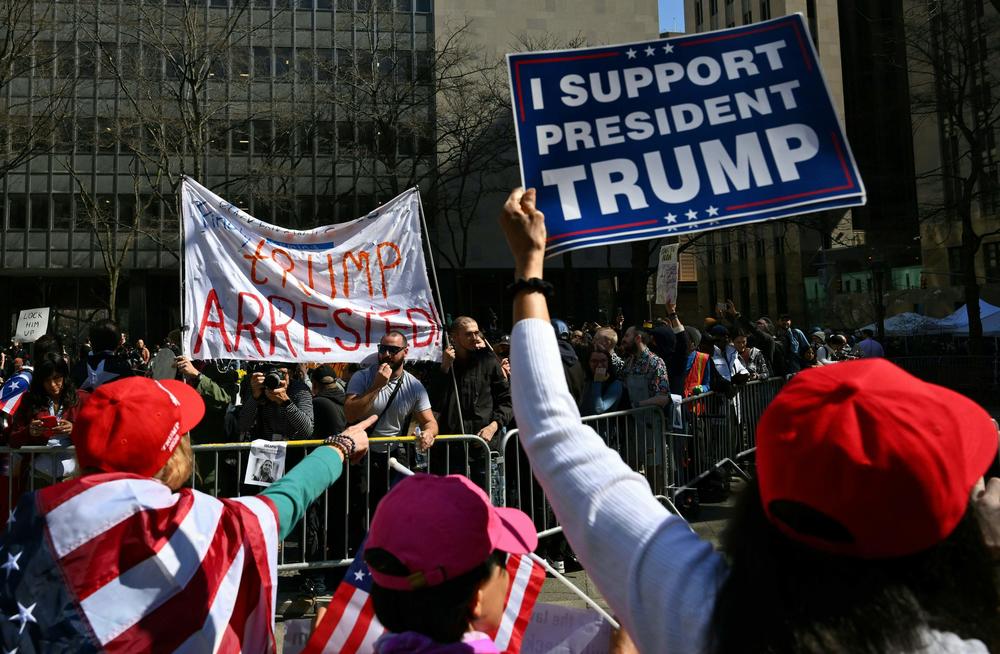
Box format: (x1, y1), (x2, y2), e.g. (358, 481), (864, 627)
(507, 14), (866, 257)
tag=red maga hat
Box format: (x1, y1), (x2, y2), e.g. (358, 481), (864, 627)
(73, 377), (205, 477)
(757, 358), (997, 559)
(366, 474), (537, 590)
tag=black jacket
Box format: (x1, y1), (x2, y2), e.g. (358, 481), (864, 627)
(430, 349), (513, 435)
(70, 352), (135, 391)
(312, 384), (347, 438)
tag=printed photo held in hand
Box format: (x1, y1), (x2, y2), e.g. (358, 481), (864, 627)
(498, 187), (1000, 654)
(0, 376), (376, 652)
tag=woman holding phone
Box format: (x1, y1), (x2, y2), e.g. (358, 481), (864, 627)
(6, 352), (88, 484)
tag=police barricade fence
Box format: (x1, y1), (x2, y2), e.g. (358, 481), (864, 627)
(498, 405), (672, 537)
(0, 378), (789, 572)
(667, 376), (786, 505)
(0, 434), (492, 572)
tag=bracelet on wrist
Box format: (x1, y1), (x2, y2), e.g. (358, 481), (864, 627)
(324, 433), (356, 459)
(505, 277), (554, 301)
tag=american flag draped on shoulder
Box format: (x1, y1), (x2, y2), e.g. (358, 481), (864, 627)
(0, 472), (279, 653)
(0, 370), (31, 418)
(303, 547), (544, 654)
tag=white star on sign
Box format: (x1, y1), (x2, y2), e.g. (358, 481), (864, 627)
(6, 646), (18, 654)
(666, 225), (678, 232)
(6, 380), (20, 391)
(625, 48), (637, 59)
(662, 43), (674, 54)
(685, 209), (698, 221)
(644, 46), (656, 56)
(707, 205), (720, 217)
(354, 570), (365, 582)
(664, 213), (677, 224)
(9, 602), (36, 635)
(6, 508), (14, 527)
(2, 551), (21, 579)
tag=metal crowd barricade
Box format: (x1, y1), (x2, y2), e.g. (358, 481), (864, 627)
(0, 434), (492, 573)
(498, 405), (671, 535)
(0, 379), (792, 572)
(667, 376), (786, 503)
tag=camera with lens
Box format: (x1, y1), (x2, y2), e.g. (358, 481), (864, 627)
(260, 365), (287, 390)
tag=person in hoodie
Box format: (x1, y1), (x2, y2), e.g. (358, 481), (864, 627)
(550, 319), (586, 407)
(311, 364), (347, 437)
(364, 473), (538, 654)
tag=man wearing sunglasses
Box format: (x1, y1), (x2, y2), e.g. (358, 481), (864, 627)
(345, 330), (438, 479)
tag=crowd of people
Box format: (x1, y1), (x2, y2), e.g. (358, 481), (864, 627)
(0, 188), (997, 653)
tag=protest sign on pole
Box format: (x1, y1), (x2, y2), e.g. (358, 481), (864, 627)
(655, 244), (680, 305)
(14, 307), (50, 343)
(507, 14), (865, 257)
(181, 178), (443, 363)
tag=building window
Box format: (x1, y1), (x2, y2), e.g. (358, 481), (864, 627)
(694, 0), (703, 28)
(773, 236), (784, 255)
(708, 279), (718, 307)
(53, 194), (72, 230)
(740, 276), (750, 311)
(741, 0), (751, 23)
(722, 242), (732, 263)
(806, 0), (818, 46)
(948, 246), (963, 280)
(759, 0), (770, 20)
(30, 194), (49, 230)
(984, 242), (1000, 281)
(756, 273), (769, 316)
(724, 278), (734, 300)
(775, 271), (788, 313)
(755, 238), (765, 257)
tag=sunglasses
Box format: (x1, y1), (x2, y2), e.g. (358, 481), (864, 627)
(378, 344), (404, 355)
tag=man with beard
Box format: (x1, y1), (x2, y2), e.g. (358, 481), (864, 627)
(345, 331), (438, 503)
(621, 325), (671, 408)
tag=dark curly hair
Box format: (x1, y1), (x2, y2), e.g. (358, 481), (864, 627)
(18, 352), (79, 418)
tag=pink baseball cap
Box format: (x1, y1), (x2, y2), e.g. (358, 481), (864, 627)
(365, 474), (538, 590)
(74, 377), (206, 477)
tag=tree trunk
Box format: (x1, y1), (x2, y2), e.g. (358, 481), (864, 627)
(961, 208), (984, 353)
(108, 269), (120, 322)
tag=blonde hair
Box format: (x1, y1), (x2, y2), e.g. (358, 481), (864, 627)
(154, 434), (193, 491)
(595, 327), (618, 348)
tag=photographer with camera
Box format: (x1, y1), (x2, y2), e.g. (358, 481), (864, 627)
(238, 362), (314, 442)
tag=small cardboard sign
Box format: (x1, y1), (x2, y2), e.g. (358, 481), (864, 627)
(13, 307), (49, 343)
(655, 244), (680, 305)
(244, 439), (287, 487)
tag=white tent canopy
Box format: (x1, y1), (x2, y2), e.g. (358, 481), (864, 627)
(929, 300), (1000, 334)
(861, 312), (944, 336)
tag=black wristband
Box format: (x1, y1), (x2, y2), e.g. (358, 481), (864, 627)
(505, 277), (554, 300)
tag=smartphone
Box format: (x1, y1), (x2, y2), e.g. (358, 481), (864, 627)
(40, 415), (58, 428)
(594, 367), (608, 382)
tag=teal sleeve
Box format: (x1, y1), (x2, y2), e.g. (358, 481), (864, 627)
(261, 446), (344, 540)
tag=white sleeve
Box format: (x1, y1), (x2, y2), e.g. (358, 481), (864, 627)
(510, 319), (727, 654)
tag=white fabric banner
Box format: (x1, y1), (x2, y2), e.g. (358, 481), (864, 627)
(182, 178), (442, 363)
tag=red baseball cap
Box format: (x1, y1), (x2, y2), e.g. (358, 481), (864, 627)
(365, 474), (538, 590)
(757, 358), (998, 559)
(73, 377), (206, 477)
